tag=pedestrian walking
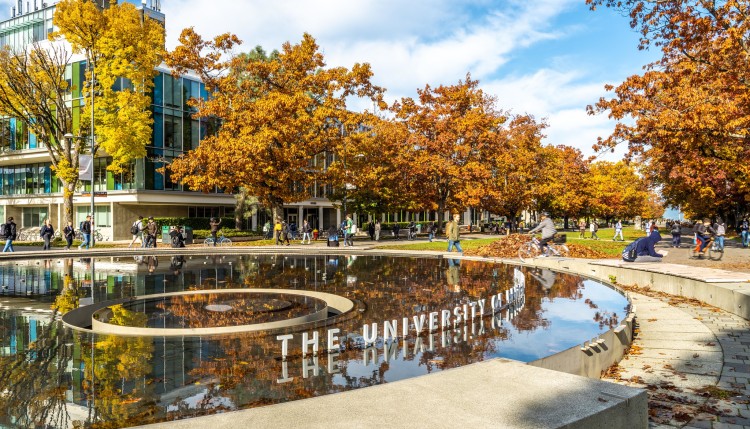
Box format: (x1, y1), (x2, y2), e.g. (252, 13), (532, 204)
(446, 214), (463, 254)
(368, 221), (375, 240)
(428, 221), (436, 242)
(63, 221), (75, 250)
(129, 215), (144, 248)
(344, 214), (354, 247)
(1, 217), (17, 252)
(281, 220), (291, 246)
(590, 221), (599, 240)
(742, 217), (749, 248)
(714, 218), (726, 251)
(375, 220), (381, 241)
(578, 219), (586, 239)
(78, 215), (93, 249)
(670, 221), (682, 248)
(613, 220), (624, 241)
(274, 218), (283, 245)
(393, 223), (400, 240)
(144, 216), (158, 248)
(302, 219), (312, 244)
(40, 219), (54, 250)
(263, 220), (272, 240)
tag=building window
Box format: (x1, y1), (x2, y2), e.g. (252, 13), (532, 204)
(76, 206), (111, 228)
(22, 207), (48, 228)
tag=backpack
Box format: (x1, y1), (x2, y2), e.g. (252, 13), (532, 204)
(130, 221), (140, 235)
(622, 238), (644, 262)
(79, 221), (84, 231)
(351, 223), (357, 234)
(0, 223), (6, 238)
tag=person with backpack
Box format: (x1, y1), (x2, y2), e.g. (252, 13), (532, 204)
(78, 215), (92, 250)
(169, 226), (185, 248)
(63, 221), (75, 250)
(670, 221), (682, 248)
(632, 229), (664, 262)
(589, 221), (599, 240)
(128, 216), (144, 248)
(741, 217), (749, 248)
(262, 220), (272, 240)
(374, 220), (381, 241)
(1, 217), (17, 252)
(40, 218), (54, 251)
(578, 219), (586, 239)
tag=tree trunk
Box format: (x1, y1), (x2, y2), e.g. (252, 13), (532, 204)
(437, 200), (446, 234)
(62, 181), (76, 225)
(564, 215), (569, 230)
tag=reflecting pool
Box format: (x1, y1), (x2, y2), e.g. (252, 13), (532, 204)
(0, 254), (629, 428)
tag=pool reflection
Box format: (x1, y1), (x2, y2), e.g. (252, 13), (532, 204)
(0, 254), (628, 428)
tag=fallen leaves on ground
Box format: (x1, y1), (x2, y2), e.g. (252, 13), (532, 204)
(464, 234), (612, 259)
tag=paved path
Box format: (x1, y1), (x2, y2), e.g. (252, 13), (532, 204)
(602, 286), (750, 428)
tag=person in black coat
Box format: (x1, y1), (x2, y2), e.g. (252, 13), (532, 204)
(40, 219), (54, 250)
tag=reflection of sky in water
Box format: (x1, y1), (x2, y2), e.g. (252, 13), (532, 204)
(0, 255), (629, 428)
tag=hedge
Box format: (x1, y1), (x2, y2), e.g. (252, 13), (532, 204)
(152, 217), (237, 231)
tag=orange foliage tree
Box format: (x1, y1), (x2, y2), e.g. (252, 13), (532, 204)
(390, 75), (505, 229)
(479, 114), (549, 224)
(587, 0), (750, 220)
(165, 31), (383, 220)
(587, 161), (662, 221)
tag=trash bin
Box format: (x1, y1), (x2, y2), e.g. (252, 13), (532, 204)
(182, 226), (193, 244)
(161, 225), (171, 244)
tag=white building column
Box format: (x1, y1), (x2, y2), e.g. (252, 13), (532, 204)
(298, 206), (303, 225)
(251, 211), (258, 231)
(336, 208), (342, 228)
(318, 206), (324, 230)
(463, 208), (471, 225)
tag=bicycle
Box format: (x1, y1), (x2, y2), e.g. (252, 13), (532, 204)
(689, 236), (723, 261)
(204, 232), (232, 247)
(407, 227), (417, 240)
(518, 235), (569, 262)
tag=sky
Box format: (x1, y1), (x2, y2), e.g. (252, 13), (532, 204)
(0, 0), (659, 160)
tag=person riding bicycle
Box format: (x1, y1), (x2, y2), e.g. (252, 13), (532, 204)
(528, 212), (556, 255)
(693, 218), (712, 254)
(408, 221), (416, 240)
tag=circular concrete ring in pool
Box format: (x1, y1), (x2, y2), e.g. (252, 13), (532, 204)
(65, 288), (355, 337)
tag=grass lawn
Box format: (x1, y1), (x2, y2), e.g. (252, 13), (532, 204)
(374, 227), (651, 257)
(375, 238), (500, 252)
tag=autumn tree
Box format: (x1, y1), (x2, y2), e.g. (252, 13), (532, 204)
(391, 75), (504, 229)
(53, 0), (165, 173)
(479, 114), (549, 225)
(536, 145), (591, 227)
(0, 42), (78, 222)
(587, 0), (750, 222)
(165, 31), (383, 220)
(586, 161), (660, 221)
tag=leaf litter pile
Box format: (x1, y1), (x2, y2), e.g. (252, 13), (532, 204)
(464, 234), (612, 259)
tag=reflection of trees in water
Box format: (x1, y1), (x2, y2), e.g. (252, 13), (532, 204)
(0, 313), (72, 429)
(79, 307), (159, 428)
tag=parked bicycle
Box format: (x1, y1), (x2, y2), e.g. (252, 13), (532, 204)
(75, 229), (105, 242)
(518, 234), (569, 262)
(689, 236), (723, 261)
(204, 232), (232, 247)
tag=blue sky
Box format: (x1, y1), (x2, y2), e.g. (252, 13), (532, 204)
(2, 0), (660, 159)
(160, 0), (659, 160)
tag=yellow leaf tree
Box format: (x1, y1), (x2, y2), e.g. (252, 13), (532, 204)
(165, 31), (383, 220)
(0, 42), (78, 223)
(53, 0), (164, 173)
